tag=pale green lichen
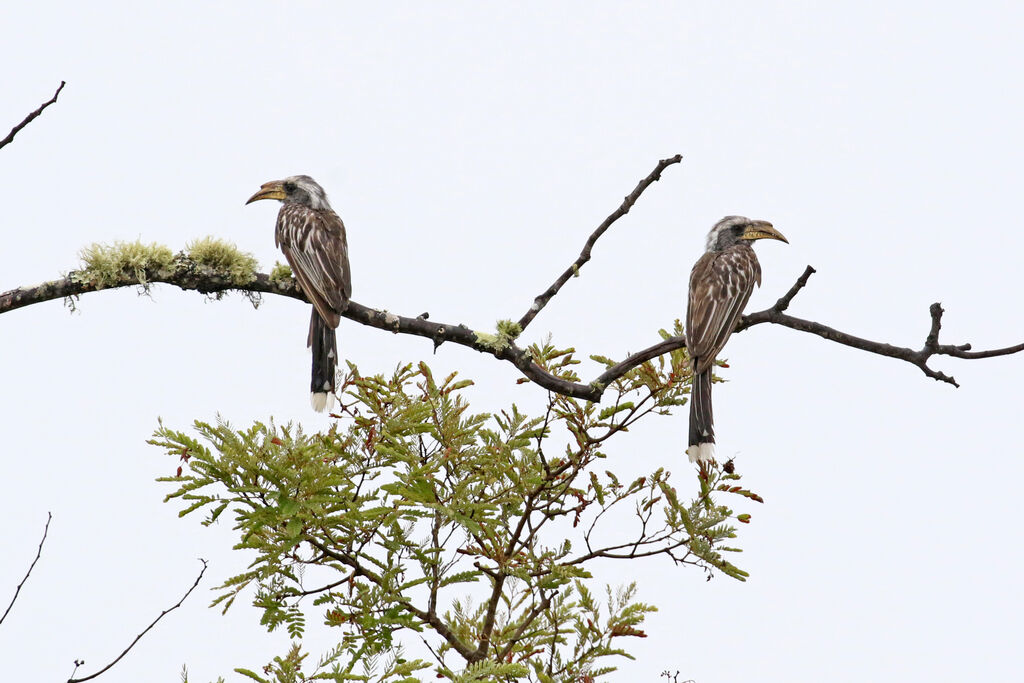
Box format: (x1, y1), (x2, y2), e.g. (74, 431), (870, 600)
(476, 320), (524, 352)
(475, 331), (501, 351)
(269, 261), (293, 284)
(76, 240), (175, 287)
(185, 236), (258, 285)
(495, 319), (522, 341)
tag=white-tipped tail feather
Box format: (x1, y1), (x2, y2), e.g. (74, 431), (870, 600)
(686, 442), (715, 463)
(687, 370), (716, 463)
(311, 391), (335, 413)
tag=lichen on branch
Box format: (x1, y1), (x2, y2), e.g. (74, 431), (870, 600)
(75, 240), (175, 288)
(185, 236), (258, 285)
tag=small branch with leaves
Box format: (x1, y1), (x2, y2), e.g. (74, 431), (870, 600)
(153, 357), (731, 679)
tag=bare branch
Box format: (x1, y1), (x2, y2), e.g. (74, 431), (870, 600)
(735, 266), (1024, 387)
(515, 154), (683, 332)
(285, 571), (356, 599)
(0, 81), (65, 151)
(0, 512), (52, 627)
(67, 559), (207, 683)
(767, 264), (816, 313)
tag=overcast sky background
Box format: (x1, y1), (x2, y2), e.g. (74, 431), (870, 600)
(2, 2), (1022, 682)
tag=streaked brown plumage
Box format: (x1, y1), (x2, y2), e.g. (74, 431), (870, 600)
(685, 216), (787, 462)
(247, 175), (351, 412)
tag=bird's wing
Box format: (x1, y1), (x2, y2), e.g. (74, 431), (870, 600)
(277, 205), (351, 329)
(686, 247), (760, 374)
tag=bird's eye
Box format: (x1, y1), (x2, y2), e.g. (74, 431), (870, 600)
(283, 181), (296, 193)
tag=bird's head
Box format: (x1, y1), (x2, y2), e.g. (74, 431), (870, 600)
(705, 215), (787, 252)
(246, 175), (332, 211)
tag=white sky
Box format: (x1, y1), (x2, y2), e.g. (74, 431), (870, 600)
(2, 2), (1022, 682)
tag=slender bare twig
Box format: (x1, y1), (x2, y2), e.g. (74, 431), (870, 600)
(286, 571), (356, 599)
(516, 154), (683, 332)
(0, 512), (52, 627)
(67, 559), (207, 683)
(0, 81), (65, 151)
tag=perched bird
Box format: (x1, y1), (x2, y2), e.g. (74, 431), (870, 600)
(685, 216), (787, 463)
(246, 175), (351, 412)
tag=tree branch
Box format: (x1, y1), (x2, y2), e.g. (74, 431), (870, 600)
(735, 265), (1024, 387)
(0, 512), (52, 627)
(3, 258), (1021, 402)
(0, 264), (608, 399)
(465, 491), (543, 662)
(494, 592), (553, 662)
(306, 538), (478, 662)
(515, 154), (683, 332)
(0, 81), (65, 151)
(285, 571), (356, 599)
(67, 558), (207, 683)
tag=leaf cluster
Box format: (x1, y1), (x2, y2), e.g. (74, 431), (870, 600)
(152, 330), (761, 681)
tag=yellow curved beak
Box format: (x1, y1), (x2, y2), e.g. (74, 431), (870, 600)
(246, 181), (287, 205)
(740, 221), (788, 244)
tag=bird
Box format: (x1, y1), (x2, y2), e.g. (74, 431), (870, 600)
(685, 216), (787, 463)
(246, 175), (351, 412)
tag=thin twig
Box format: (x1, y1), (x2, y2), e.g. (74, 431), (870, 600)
(516, 154), (683, 332)
(67, 559), (208, 683)
(0, 81), (65, 151)
(0, 512), (52, 627)
(286, 571), (356, 599)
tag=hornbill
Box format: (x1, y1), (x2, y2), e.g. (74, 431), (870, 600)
(685, 216), (787, 462)
(247, 175), (351, 412)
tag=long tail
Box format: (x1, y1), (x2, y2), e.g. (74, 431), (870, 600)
(307, 309), (338, 413)
(686, 369), (716, 463)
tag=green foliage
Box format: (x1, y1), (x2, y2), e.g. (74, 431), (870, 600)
(153, 330), (761, 681)
(76, 239), (175, 287)
(186, 236), (259, 285)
